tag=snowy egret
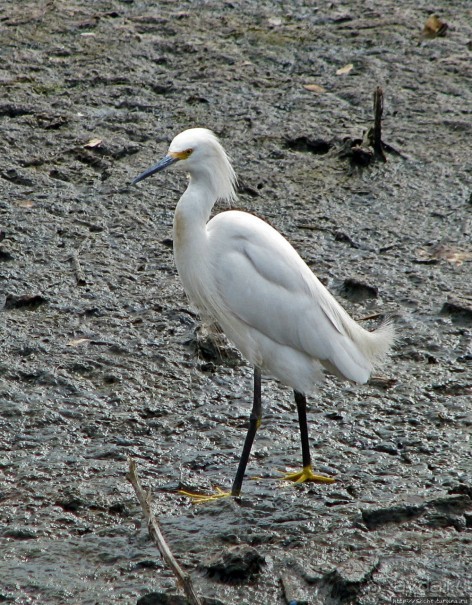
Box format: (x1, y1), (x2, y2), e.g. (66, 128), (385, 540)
(133, 128), (394, 502)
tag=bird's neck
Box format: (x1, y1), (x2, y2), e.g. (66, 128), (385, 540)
(173, 179), (215, 266)
(173, 180), (216, 241)
(172, 180), (216, 313)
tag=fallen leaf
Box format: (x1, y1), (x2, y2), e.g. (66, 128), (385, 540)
(417, 245), (472, 266)
(415, 248), (439, 264)
(268, 17), (282, 27)
(423, 14), (448, 38)
(14, 199), (35, 208)
(336, 63), (353, 75)
(303, 84), (326, 93)
(437, 249), (472, 266)
(67, 338), (91, 347)
(84, 138), (102, 149)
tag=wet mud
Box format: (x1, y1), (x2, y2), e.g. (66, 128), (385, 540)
(1, 1), (471, 604)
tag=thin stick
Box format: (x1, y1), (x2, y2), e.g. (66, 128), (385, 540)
(126, 458), (203, 605)
(69, 250), (87, 286)
(357, 312), (384, 322)
(372, 87), (386, 162)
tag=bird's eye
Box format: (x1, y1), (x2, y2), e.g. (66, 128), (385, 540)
(178, 148), (193, 160)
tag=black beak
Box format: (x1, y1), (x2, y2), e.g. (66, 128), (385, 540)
(132, 154), (178, 185)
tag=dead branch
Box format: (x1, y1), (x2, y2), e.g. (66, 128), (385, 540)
(340, 86), (404, 168)
(126, 458), (203, 605)
(372, 86), (386, 162)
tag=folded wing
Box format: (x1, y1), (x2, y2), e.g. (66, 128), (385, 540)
(209, 211), (393, 384)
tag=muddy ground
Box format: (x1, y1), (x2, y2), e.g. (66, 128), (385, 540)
(1, 1), (471, 604)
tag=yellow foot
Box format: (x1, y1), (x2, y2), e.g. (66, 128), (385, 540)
(178, 486), (233, 504)
(282, 465), (335, 485)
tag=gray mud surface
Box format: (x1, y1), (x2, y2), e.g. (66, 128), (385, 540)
(1, 1), (471, 604)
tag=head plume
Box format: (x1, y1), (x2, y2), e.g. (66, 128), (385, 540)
(169, 128), (237, 203)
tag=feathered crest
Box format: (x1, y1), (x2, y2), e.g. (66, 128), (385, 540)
(170, 128), (238, 203)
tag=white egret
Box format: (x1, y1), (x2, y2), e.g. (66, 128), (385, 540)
(132, 128), (394, 502)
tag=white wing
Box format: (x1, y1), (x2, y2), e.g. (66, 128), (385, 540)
(207, 211), (389, 383)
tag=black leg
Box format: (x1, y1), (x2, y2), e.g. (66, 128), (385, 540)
(294, 390), (311, 470)
(231, 366), (262, 496)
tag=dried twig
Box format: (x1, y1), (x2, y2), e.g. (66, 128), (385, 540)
(126, 458), (203, 605)
(340, 86), (404, 168)
(69, 250), (86, 286)
(372, 87), (386, 162)
(357, 312), (385, 322)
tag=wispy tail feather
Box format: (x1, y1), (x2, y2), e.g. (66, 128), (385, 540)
(362, 315), (396, 367)
(324, 314), (396, 384)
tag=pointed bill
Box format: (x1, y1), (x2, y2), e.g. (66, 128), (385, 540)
(132, 154), (178, 185)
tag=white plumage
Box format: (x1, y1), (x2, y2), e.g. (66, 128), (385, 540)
(151, 128), (393, 392)
(133, 127), (395, 499)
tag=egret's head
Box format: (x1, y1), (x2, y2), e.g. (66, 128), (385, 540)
(132, 128), (237, 202)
